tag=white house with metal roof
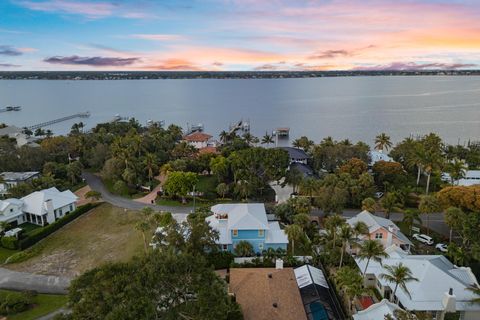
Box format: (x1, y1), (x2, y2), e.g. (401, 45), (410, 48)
(0, 198), (25, 226)
(347, 210), (413, 253)
(369, 150), (394, 167)
(356, 246), (480, 320)
(21, 187), (78, 226)
(353, 299), (401, 320)
(205, 203), (288, 253)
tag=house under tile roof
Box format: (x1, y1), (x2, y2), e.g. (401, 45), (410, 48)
(183, 132), (212, 142)
(229, 268), (307, 320)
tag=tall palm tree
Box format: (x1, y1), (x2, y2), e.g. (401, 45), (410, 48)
(338, 224), (356, 268)
(381, 192), (403, 219)
(445, 158), (467, 185)
(324, 214), (345, 249)
(418, 195), (440, 236)
(261, 132), (274, 147)
(402, 209), (422, 236)
(467, 285), (480, 305)
(352, 221), (369, 238)
(335, 266), (364, 313)
(358, 239), (389, 276)
(143, 153), (158, 183)
(285, 224), (303, 256)
(299, 177), (319, 203)
(375, 133), (393, 152)
(380, 263), (419, 303)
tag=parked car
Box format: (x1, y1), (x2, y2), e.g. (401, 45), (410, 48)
(412, 233), (434, 245)
(436, 243), (448, 253)
(375, 192), (384, 199)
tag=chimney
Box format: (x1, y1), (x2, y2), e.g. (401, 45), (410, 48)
(275, 259), (284, 270)
(44, 199), (55, 224)
(442, 288), (456, 313)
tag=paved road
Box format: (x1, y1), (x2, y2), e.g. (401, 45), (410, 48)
(0, 268), (70, 294)
(82, 172), (191, 218)
(311, 209), (450, 237)
(37, 308), (70, 320)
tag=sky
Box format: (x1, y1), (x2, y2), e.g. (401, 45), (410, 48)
(1, 0), (480, 71)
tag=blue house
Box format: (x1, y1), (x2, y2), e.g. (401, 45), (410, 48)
(206, 203), (288, 254)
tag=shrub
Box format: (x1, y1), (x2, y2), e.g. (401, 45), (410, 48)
(1, 236), (18, 250)
(207, 251), (234, 270)
(0, 290), (35, 315)
(18, 203), (98, 250)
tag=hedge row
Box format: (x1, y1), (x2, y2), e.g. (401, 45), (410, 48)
(18, 203), (98, 250)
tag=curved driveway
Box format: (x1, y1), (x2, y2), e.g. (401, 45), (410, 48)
(82, 172), (192, 217)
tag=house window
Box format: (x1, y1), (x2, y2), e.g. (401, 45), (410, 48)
(222, 244), (228, 251)
(70, 205), (73, 211)
(375, 233), (383, 239)
(232, 229), (238, 237)
(259, 243), (264, 250)
(258, 230), (264, 237)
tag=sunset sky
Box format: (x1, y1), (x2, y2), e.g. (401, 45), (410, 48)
(1, 0), (480, 71)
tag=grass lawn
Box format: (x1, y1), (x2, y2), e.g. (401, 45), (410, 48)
(6, 203), (147, 278)
(0, 247), (17, 263)
(18, 223), (41, 236)
(196, 175), (218, 198)
(103, 178), (146, 199)
(0, 290), (68, 320)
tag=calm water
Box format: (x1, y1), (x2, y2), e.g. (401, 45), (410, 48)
(1, 76), (480, 145)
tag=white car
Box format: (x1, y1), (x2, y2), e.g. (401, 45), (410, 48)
(412, 233), (434, 245)
(436, 243), (448, 253)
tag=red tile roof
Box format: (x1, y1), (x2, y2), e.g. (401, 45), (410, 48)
(183, 132), (212, 142)
(199, 146), (218, 154)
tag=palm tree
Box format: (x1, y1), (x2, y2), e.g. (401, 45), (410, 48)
(135, 220), (151, 254)
(380, 263), (419, 303)
(466, 285), (480, 305)
(402, 209), (422, 236)
(299, 178), (319, 203)
(285, 224), (303, 256)
(335, 266), (364, 313)
(445, 158), (467, 185)
(361, 197), (377, 212)
(216, 182), (229, 199)
(352, 221), (369, 238)
(375, 133), (393, 152)
(358, 239), (389, 276)
(338, 224), (356, 268)
(418, 195), (440, 236)
(234, 240), (254, 257)
(324, 214), (345, 249)
(381, 192), (403, 219)
(143, 153), (158, 183)
(242, 132), (256, 146)
(261, 132), (274, 147)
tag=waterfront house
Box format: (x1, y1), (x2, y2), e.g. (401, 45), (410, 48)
(229, 267), (307, 320)
(353, 299), (401, 320)
(183, 132), (213, 149)
(21, 187), (78, 226)
(346, 210), (413, 253)
(0, 198), (25, 226)
(356, 246), (480, 320)
(280, 147), (310, 165)
(205, 203), (288, 253)
(0, 171), (40, 195)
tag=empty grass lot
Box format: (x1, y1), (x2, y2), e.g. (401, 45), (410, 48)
(6, 203), (146, 278)
(0, 289), (68, 320)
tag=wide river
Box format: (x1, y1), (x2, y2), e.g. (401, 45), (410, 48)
(1, 76), (480, 145)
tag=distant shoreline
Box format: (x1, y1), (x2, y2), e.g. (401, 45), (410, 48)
(1, 70), (480, 80)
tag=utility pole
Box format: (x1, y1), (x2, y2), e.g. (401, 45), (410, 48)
(192, 185), (196, 213)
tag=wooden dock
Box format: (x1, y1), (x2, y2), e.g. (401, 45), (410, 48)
(28, 111), (90, 130)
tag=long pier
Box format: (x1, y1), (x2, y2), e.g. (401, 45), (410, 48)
(28, 112), (90, 130)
